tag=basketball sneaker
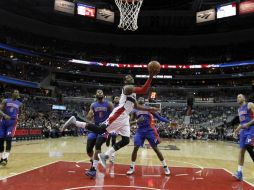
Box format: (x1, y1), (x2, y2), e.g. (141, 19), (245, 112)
(85, 167), (96, 178)
(98, 153), (109, 169)
(233, 171), (243, 181)
(163, 166), (171, 176)
(126, 167), (135, 175)
(0, 158), (8, 166)
(62, 116), (76, 129)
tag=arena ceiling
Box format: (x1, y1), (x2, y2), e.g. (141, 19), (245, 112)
(0, 0), (253, 36)
(0, 0), (230, 11)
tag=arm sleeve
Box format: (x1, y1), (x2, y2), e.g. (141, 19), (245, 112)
(133, 78), (152, 94)
(153, 113), (170, 123)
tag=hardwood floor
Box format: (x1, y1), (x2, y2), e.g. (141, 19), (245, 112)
(0, 137), (253, 185)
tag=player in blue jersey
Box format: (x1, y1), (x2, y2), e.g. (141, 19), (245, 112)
(233, 94), (254, 181)
(83, 90), (113, 177)
(106, 96), (120, 163)
(126, 97), (170, 175)
(0, 90), (23, 166)
(62, 90), (113, 177)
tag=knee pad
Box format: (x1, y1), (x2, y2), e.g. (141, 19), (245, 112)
(0, 138), (4, 152)
(6, 137), (12, 152)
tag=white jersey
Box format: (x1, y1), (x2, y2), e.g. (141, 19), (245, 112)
(118, 89), (136, 114)
(105, 88), (136, 137)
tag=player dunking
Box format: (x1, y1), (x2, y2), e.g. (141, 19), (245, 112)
(127, 97), (170, 175)
(233, 94), (254, 180)
(63, 72), (158, 169)
(0, 90), (23, 166)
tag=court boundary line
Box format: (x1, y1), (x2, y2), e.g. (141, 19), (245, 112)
(0, 160), (60, 181)
(64, 185), (165, 190)
(222, 168), (254, 187)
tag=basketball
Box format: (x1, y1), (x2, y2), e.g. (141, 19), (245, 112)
(148, 61), (161, 75)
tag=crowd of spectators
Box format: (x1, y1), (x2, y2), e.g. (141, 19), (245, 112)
(154, 105), (238, 142)
(0, 87), (241, 143)
(157, 123), (236, 142)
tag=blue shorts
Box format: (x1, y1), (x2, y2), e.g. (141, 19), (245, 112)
(0, 119), (17, 138)
(134, 128), (160, 148)
(87, 132), (106, 140)
(239, 127), (254, 149)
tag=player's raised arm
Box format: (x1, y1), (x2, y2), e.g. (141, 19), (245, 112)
(123, 61), (160, 95)
(133, 76), (153, 95)
(123, 75), (154, 95)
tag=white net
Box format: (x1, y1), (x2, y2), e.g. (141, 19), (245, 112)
(115, 0), (143, 31)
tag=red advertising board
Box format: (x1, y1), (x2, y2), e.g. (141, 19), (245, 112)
(14, 129), (29, 136)
(30, 129), (42, 135)
(14, 128), (42, 137)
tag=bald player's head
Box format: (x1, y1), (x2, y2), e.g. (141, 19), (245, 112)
(237, 94), (246, 105)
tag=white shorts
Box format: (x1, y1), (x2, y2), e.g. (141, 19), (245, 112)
(106, 108), (130, 137)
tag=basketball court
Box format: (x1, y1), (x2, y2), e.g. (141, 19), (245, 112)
(0, 0), (254, 189)
(0, 137), (253, 190)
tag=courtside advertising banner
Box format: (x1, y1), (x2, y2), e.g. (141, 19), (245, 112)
(196, 9), (215, 23)
(96, 9), (115, 23)
(240, 0), (254, 15)
(54, 0), (75, 15)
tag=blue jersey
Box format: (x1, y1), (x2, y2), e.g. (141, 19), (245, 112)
(238, 103), (254, 127)
(92, 101), (111, 125)
(133, 108), (170, 129)
(4, 98), (22, 120)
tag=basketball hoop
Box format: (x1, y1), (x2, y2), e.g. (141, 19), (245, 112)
(115, 0), (143, 31)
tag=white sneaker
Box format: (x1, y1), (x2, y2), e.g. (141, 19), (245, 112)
(126, 167), (135, 175)
(62, 116), (76, 129)
(163, 166), (170, 176)
(98, 153), (109, 169)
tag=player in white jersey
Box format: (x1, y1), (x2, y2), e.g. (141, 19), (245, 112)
(63, 73), (158, 168)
